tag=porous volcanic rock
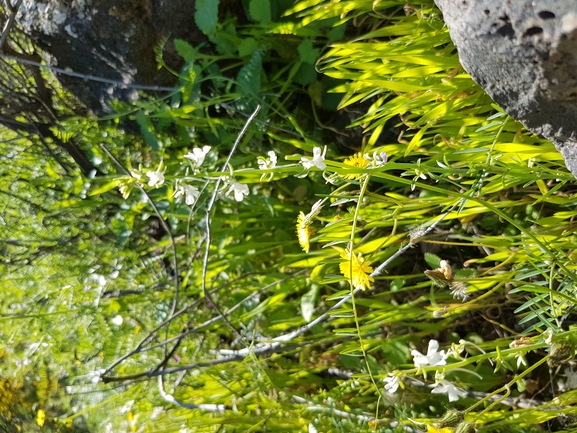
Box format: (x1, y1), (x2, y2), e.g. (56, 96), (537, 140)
(434, 0), (577, 177)
(16, 0), (243, 114)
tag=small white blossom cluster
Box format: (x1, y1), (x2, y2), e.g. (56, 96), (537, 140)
(383, 339), (469, 403)
(123, 145), (254, 206)
(257, 150), (278, 181)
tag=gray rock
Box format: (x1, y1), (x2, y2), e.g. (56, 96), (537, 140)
(17, 0), (207, 114)
(434, 0), (577, 177)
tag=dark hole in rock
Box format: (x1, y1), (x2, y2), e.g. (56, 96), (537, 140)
(538, 10), (556, 19)
(523, 27), (543, 37)
(496, 22), (515, 38)
(499, 14), (510, 22)
(484, 9), (490, 15)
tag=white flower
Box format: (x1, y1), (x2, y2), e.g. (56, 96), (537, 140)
(431, 379), (468, 402)
(560, 367), (577, 391)
(227, 181), (249, 202)
(150, 406), (164, 420)
(367, 150), (388, 168)
(146, 170), (165, 188)
(184, 145), (211, 168)
(449, 281), (469, 302)
(300, 146), (327, 170)
(383, 374), (401, 394)
(174, 184), (200, 206)
(111, 315), (123, 326)
(120, 400), (135, 415)
(258, 150), (277, 170)
(87, 368), (106, 384)
(516, 353), (528, 368)
(257, 151), (278, 181)
(411, 339), (447, 367)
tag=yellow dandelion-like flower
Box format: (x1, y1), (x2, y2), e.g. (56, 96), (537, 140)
(342, 153), (369, 179)
(296, 211), (312, 253)
(339, 249), (374, 291)
(36, 409), (46, 427)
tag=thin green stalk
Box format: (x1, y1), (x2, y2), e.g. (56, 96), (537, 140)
(347, 173), (385, 411)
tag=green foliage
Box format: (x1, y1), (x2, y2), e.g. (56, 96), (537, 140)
(249, 0), (271, 24)
(195, 0), (219, 36)
(5, 0), (577, 432)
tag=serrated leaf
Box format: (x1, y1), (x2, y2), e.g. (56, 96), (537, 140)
(298, 39), (320, 65)
(249, 0), (271, 24)
(453, 268), (478, 279)
(424, 252), (441, 269)
(236, 49), (263, 97)
(195, 0), (219, 35)
(174, 39), (195, 61)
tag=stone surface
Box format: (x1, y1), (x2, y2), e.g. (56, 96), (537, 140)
(434, 0), (577, 177)
(17, 0), (207, 114)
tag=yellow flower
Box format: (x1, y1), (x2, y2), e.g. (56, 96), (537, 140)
(427, 426), (454, 433)
(296, 212), (312, 253)
(339, 249), (374, 290)
(36, 409), (45, 427)
(342, 153), (369, 179)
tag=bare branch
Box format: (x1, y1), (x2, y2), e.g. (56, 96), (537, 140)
(200, 105), (261, 339)
(0, 53), (179, 92)
(291, 395), (374, 422)
(0, 0), (23, 51)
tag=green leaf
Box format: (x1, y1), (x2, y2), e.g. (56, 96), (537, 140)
(390, 278), (405, 291)
(301, 286), (319, 322)
(236, 49), (263, 98)
(174, 39), (195, 61)
(327, 24), (346, 44)
(249, 0), (271, 24)
(195, 0), (219, 35)
(424, 252), (441, 269)
(238, 37), (258, 57)
(88, 179), (119, 196)
(135, 111), (161, 150)
(294, 62), (317, 85)
(298, 39), (321, 65)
